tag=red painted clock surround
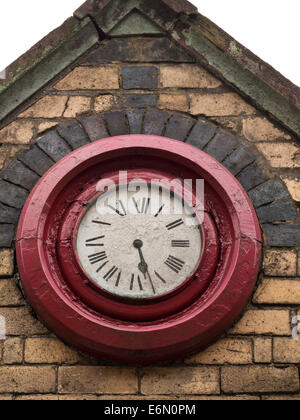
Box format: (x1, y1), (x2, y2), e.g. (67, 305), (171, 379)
(16, 135), (262, 364)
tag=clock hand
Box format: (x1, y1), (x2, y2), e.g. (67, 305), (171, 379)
(133, 240), (156, 294)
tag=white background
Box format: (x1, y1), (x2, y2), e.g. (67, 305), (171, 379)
(0, 0), (299, 86)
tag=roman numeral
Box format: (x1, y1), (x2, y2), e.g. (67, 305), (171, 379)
(107, 200), (127, 217)
(96, 261), (109, 273)
(103, 266), (118, 281)
(85, 236), (105, 247)
(130, 274), (143, 291)
(166, 219), (184, 230)
(92, 220), (111, 226)
(88, 251), (107, 265)
(130, 274), (135, 291)
(172, 240), (190, 248)
(115, 272), (121, 287)
(165, 255), (185, 273)
(155, 271), (166, 284)
(154, 204), (165, 218)
(132, 197), (151, 214)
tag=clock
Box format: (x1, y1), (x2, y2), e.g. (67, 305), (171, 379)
(17, 135), (261, 364)
(75, 184), (203, 300)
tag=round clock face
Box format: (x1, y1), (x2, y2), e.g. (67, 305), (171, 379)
(76, 184), (203, 299)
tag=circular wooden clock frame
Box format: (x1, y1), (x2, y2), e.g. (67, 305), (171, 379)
(16, 135), (262, 364)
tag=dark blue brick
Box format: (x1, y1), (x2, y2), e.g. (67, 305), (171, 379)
(127, 110), (144, 134)
(0, 203), (20, 224)
(19, 146), (54, 177)
(37, 130), (72, 162)
(264, 224), (300, 247)
(1, 161), (39, 190)
(122, 66), (158, 89)
(165, 114), (195, 141)
(0, 224), (15, 247)
(80, 114), (109, 141)
(204, 131), (239, 162)
(186, 120), (216, 150)
(123, 94), (158, 108)
(257, 201), (296, 223)
(223, 146), (256, 176)
(104, 112), (129, 136)
(143, 110), (169, 136)
(0, 180), (28, 209)
(249, 180), (289, 208)
(58, 121), (90, 150)
(237, 163), (268, 191)
(83, 38), (195, 64)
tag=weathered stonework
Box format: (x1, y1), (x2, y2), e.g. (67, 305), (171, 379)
(19, 96), (68, 119)
(160, 64), (222, 88)
(190, 93), (256, 116)
(0, 121), (34, 144)
(55, 67), (119, 90)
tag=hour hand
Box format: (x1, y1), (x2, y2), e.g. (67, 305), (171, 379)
(138, 262), (148, 277)
(133, 239), (156, 294)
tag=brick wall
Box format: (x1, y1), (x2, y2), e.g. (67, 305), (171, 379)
(0, 36), (299, 400)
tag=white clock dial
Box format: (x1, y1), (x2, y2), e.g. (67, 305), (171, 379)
(76, 184), (203, 299)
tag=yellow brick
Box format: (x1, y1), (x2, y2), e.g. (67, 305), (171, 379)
(282, 178), (300, 202)
(263, 249), (297, 277)
(98, 395), (259, 400)
(160, 64), (222, 88)
(254, 338), (272, 363)
(230, 310), (290, 335)
(0, 279), (24, 306)
(19, 96), (68, 118)
(263, 395), (300, 400)
(209, 117), (240, 134)
(94, 95), (114, 112)
(221, 366), (299, 394)
(185, 395), (260, 400)
(0, 367), (56, 393)
(0, 250), (14, 277)
(0, 395), (13, 400)
(158, 94), (189, 112)
(98, 395), (176, 400)
(25, 338), (80, 364)
(243, 117), (291, 141)
(58, 366), (138, 394)
(64, 96), (91, 118)
(186, 339), (252, 365)
(3, 338), (23, 364)
(16, 395), (59, 401)
(253, 279), (300, 305)
(9, 145), (26, 159)
(55, 67), (119, 90)
(37, 122), (58, 134)
(16, 395), (97, 401)
(0, 121), (34, 144)
(141, 367), (220, 395)
(0, 307), (48, 335)
(257, 143), (300, 168)
(0, 145), (9, 169)
(190, 93), (255, 116)
(274, 338), (300, 363)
